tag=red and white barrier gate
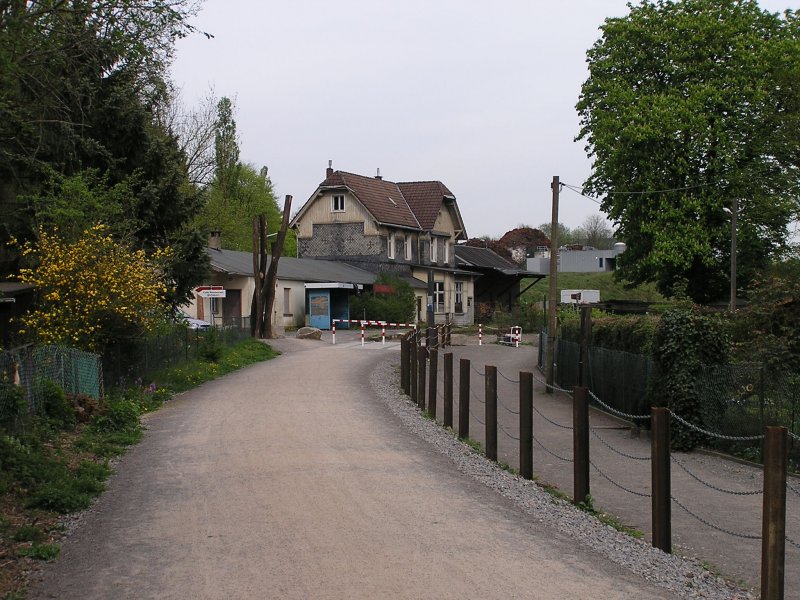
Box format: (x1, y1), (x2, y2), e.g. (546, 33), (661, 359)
(331, 319), (416, 346)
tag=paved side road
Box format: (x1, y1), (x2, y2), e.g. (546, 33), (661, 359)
(30, 336), (677, 599)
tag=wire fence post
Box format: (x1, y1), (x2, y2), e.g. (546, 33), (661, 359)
(486, 365), (498, 462)
(428, 348), (438, 419)
(761, 426), (787, 600)
(443, 352), (453, 428)
(417, 346), (427, 410)
(520, 371), (533, 480)
(459, 358), (470, 439)
(651, 407), (671, 554)
(573, 386), (590, 504)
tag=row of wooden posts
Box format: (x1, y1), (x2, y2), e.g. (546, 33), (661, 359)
(399, 315), (790, 600)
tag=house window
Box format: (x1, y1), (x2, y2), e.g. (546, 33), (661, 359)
(405, 235), (412, 261)
(332, 194), (345, 212)
(430, 238), (437, 263)
(283, 288), (292, 316)
(434, 282), (445, 313)
(598, 257), (604, 269)
(454, 282), (463, 313)
(444, 241), (450, 264)
(388, 233), (395, 259)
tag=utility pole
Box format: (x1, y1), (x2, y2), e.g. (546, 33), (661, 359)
(730, 196), (737, 312)
(545, 176), (560, 393)
(427, 269), (435, 347)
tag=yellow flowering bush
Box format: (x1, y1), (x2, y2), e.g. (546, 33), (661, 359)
(18, 225), (171, 352)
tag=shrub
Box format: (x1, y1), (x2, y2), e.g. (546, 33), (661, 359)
(199, 328), (223, 362)
(349, 273), (415, 324)
(650, 306), (729, 450)
(38, 380), (75, 429)
(0, 384), (27, 432)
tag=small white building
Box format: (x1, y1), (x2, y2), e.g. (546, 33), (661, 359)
(527, 243), (626, 274)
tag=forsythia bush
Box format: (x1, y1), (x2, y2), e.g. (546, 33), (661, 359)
(18, 225), (170, 352)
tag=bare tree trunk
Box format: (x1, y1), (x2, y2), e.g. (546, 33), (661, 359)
(251, 216), (268, 337)
(252, 195), (292, 339)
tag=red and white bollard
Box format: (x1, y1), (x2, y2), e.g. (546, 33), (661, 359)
(332, 321), (336, 345)
(361, 323), (365, 346)
(479, 323), (483, 346)
(382, 324), (386, 345)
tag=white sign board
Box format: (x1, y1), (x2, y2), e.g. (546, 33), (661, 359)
(198, 289), (226, 298)
(561, 289), (600, 304)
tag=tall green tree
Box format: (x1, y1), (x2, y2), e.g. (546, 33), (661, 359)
(213, 96), (240, 196)
(576, 0), (800, 302)
(0, 1), (209, 305)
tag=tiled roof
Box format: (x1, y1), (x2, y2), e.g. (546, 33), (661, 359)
(396, 181), (454, 231)
(454, 245), (538, 276)
(207, 249), (378, 285)
(321, 171), (420, 229)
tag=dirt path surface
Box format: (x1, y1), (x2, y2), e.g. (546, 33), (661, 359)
(30, 334), (679, 600)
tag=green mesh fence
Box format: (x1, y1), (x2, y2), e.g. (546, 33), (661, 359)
(553, 339), (653, 417)
(695, 364), (800, 438)
(0, 345), (103, 412)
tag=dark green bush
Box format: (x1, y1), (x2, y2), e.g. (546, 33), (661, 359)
(38, 380), (75, 428)
(199, 328), (223, 362)
(0, 384), (27, 432)
(90, 399), (141, 433)
(350, 273), (415, 324)
(650, 307), (729, 450)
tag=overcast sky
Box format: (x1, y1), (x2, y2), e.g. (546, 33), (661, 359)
(170, 0), (795, 239)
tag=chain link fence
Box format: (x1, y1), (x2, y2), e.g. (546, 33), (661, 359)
(0, 345), (103, 413)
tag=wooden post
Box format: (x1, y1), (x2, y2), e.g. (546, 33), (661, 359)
(651, 407), (671, 554)
(446, 320), (452, 347)
(573, 386), (590, 504)
(443, 352), (453, 428)
(761, 426), (787, 600)
(578, 305), (591, 388)
(545, 175), (560, 393)
(459, 358), (470, 439)
(417, 347), (427, 410)
(428, 349), (438, 419)
(410, 334), (418, 405)
(520, 371), (533, 480)
(400, 337), (408, 395)
(486, 365), (498, 462)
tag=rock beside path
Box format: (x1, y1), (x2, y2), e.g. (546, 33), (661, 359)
(296, 327), (322, 340)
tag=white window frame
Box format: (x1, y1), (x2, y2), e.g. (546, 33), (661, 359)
(332, 194), (345, 212)
(454, 282), (463, 313)
(434, 282), (445, 313)
(405, 235), (412, 261)
(430, 238), (437, 263)
(444, 241), (449, 264)
(388, 233), (395, 259)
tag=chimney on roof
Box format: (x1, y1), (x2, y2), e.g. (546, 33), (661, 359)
(375, 167), (382, 180)
(326, 159), (333, 179)
(208, 230), (221, 251)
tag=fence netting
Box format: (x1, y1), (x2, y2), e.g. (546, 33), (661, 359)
(0, 345), (103, 411)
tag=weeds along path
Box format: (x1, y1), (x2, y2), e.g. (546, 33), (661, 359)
(30, 335), (675, 599)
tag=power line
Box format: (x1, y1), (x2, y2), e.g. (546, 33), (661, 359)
(562, 181), (715, 203)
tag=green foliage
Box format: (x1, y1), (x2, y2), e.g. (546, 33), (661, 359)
(12, 524), (45, 544)
(17, 543), (60, 561)
(89, 400), (142, 435)
(349, 273), (415, 324)
(561, 312), (658, 355)
(651, 307), (729, 450)
(199, 328), (223, 363)
(520, 272), (664, 305)
(577, 0), (800, 302)
(0, 384), (27, 432)
(37, 380), (75, 429)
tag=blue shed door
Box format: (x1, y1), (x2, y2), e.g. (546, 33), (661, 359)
(308, 290), (331, 330)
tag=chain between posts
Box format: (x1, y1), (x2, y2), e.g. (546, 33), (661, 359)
(532, 374), (572, 395)
(668, 410), (766, 441)
(496, 369), (520, 384)
(471, 364), (486, 377)
(533, 405), (572, 430)
(671, 457), (763, 496)
(671, 496), (761, 540)
(469, 407), (486, 425)
(587, 390), (650, 421)
(589, 461), (652, 497)
(787, 537), (800, 550)
(787, 481), (800, 497)
(591, 428), (650, 461)
(533, 436), (573, 463)
(498, 401), (520, 416)
(498, 422), (520, 441)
